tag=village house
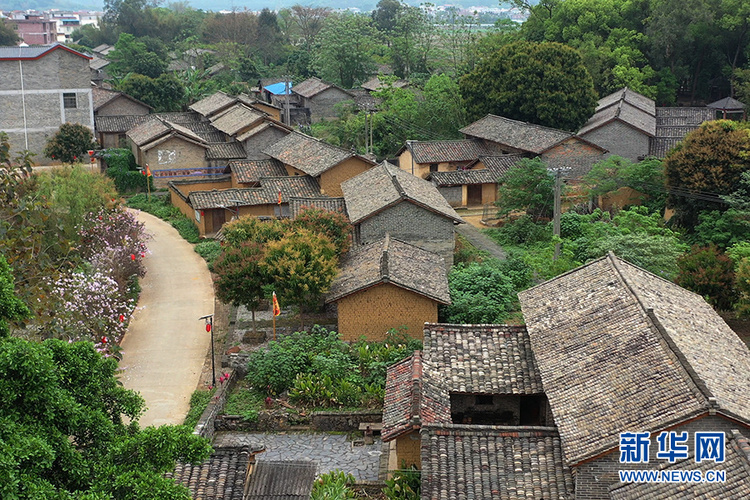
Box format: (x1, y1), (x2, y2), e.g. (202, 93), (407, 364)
(169, 174), (320, 236)
(396, 139), (497, 178)
(361, 75), (409, 93)
(460, 114), (607, 179)
(92, 88), (151, 148)
(326, 235), (450, 342)
(263, 131), (376, 197)
(381, 254), (750, 498)
(0, 43), (93, 162)
(428, 154), (524, 207)
(518, 253), (750, 499)
(382, 323), (571, 497)
(578, 87), (717, 161)
(288, 196), (346, 218)
(7, 13), (57, 45)
(341, 161), (463, 269)
(291, 77), (354, 123)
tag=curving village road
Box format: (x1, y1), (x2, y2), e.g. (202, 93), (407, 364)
(119, 209), (214, 428)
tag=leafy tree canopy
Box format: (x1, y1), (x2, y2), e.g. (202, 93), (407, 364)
(459, 40), (597, 131)
(115, 73), (186, 112)
(108, 33), (167, 78)
(0, 336), (212, 498)
(664, 120), (750, 229)
(496, 158), (555, 220)
(0, 256), (30, 338)
(0, 19), (20, 46)
(440, 262), (517, 324)
(582, 156), (667, 213)
(43, 123), (97, 164)
(313, 13), (379, 88)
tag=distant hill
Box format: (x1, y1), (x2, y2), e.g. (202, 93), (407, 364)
(2, 0), (523, 13)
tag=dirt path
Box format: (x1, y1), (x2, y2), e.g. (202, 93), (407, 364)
(120, 210), (214, 427)
(456, 220), (507, 261)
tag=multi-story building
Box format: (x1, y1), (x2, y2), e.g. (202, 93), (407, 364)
(0, 43), (93, 162)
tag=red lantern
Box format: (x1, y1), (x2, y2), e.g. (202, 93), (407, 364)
(130, 254), (135, 261)
(205, 323), (211, 332)
(119, 314), (124, 322)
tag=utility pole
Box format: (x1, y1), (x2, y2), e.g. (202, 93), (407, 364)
(553, 168), (563, 261)
(283, 76), (291, 125)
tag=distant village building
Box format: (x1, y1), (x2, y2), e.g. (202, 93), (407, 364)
(0, 44), (93, 162)
(7, 13), (57, 45)
(291, 77), (354, 123)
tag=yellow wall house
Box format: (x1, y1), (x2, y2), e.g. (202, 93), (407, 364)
(396, 139), (497, 179)
(263, 131), (376, 197)
(325, 234), (451, 342)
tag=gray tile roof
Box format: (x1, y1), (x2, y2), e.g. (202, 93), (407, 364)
(92, 88), (150, 112)
(518, 253), (750, 465)
(95, 114), (150, 133)
(89, 56), (110, 71)
(341, 161), (463, 224)
(429, 161), (516, 186)
(649, 107), (715, 158)
(245, 460), (317, 500)
(707, 96), (746, 110)
(597, 87), (656, 116)
(230, 159), (287, 184)
(127, 117), (207, 148)
(421, 424), (575, 500)
(236, 118), (292, 142)
(206, 141), (246, 160)
(361, 76), (409, 92)
(188, 175), (320, 210)
(609, 430), (750, 500)
(210, 104), (266, 137)
(578, 100), (656, 137)
(166, 446), (252, 500)
(292, 77), (350, 98)
(406, 140), (495, 164)
(326, 234), (450, 304)
(262, 132), (360, 177)
(0, 43), (90, 60)
(258, 175), (321, 201)
(288, 196), (347, 218)
(460, 114), (573, 154)
(423, 324), (544, 395)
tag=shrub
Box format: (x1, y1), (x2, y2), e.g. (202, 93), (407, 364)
(103, 148), (153, 193)
(441, 262), (517, 324)
(310, 470), (357, 500)
(183, 389), (215, 429)
(223, 385), (264, 422)
(485, 216), (552, 246)
(734, 258), (750, 318)
(676, 245), (736, 310)
(292, 207), (352, 254)
(288, 373), (362, 408)
(194, 240), (222, 268)
(43, 122), (97, 163)
(170, 217), (200, 243)
(384, 463), (421, 499)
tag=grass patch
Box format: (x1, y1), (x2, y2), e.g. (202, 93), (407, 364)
(454, 234), (491, 264)
(127, 193), (201, 243)
(223, 380), (265, 423)
(183, 388), (215, 429)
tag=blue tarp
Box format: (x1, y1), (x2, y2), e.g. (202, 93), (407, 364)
(264, 81), (292, 95)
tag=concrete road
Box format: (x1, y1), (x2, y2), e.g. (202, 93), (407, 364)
(120, 210), (214, 428)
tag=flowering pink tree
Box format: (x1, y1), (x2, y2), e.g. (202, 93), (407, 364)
(77, 208), (149, 293)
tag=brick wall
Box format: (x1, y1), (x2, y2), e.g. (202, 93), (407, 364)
(306, 88), (353, 123)
(357, 201), (455, 270)
(396, 432), (422, 469)
(542, 137), (605, 180)
(335, 283), (437, 341)
(0, 49), (93, 162)
(243, 126), (287, 159)
(579, 121), (650, 163)
(96, 96), (150, 116)
(573, 415), (750, 500)
(438, 186), (462, 207)
(143, 137), (208, 188)
(319, 157), (373, 197)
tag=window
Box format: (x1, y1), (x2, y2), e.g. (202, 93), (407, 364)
(475, 395), (494, 406)
(429, 163), (438, 172)
(63, 93), (77, 109)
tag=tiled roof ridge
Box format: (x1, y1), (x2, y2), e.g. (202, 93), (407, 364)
(424, 322), (526, 332)
(485, 113), (573, 136)
(380, 233), (391, 281)
(389, 168), (407, 199)
(607, 253), (714, 409)
(411, 350), (423, 426)
(421, 423), (560, 436)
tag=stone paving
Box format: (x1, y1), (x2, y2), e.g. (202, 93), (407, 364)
(213, 431), (382, 481)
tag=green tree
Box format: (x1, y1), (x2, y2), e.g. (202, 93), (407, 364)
(459, 40), (597, 130)
(0, 256), (30, 338)
(664, 120), (750, 229)
(390, 3), (434, 78)
(213, 241), (266, 333)
(0, 336), (212, 498)
(43, 123), (97, 164)
(262, 229), (338, 325)
(496, 158), (555, 220)
(108, 33), (167, 78)
(115, 73), (186, 112)
(441, 262), (517, 324)
(582, 156), (667, 213)
(0, 19), (20, 46)
(676, 245), (736, 310)
(313, 13), (378, 88)
(292, 207), (352, 255)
